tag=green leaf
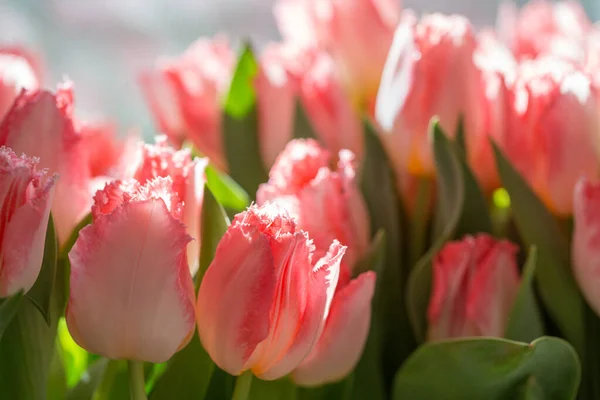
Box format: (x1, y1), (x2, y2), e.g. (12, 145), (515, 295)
(151, 186), (230, 400)
(205, 165), (249, 212)
(26, 215), (58, 324)
(222, 44), (268, 197)
(580, 302), (600, 400)
(352, 230), (386, 278)
(297, 378), (351, 400)
(293, 99), (317, 140)
(67, 359), (109, 400)
(359, 120), (415, 381)
(0, 291), (23, 340)
(249, 377), (297, 400)
(505, 247), (545, 343)
(393, 337), (581, 400)
(224, 43), (259, 118)
(61, 213), (93, 260)
(407, 122), (493, 342)
(492, 142), (583, 353)
(58, 317), (89, 387)
(205, 367), (236, 400)
(47, 340), (68, 399)
(454, 114), (466, 154)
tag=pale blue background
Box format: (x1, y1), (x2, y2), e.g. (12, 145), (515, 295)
(1, 0), (597, 137)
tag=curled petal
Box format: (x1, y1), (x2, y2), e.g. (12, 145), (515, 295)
(292, 271), (376, 386)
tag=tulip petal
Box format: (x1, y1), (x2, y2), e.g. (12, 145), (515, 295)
(256, 241), (343, 380)
(196, 225), (276, 375)
(66, 199), (195, 363)
(292, 271), (375, 386)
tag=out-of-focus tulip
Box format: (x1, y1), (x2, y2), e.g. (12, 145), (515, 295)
(0, 49), (38, 120)
(375, 13), (485, 179)
(472, 31), (518, 192)
(0, 83), (92, 243)
(572, 178), (600, 316)
(197, 203), (344, 379)
(66, 177), (196, 363)
(257, 139), (369, 284)
(139, 37), (235, 171)
(584, 29), (600, 91)
(125, 136), (207, 276)
(0, 147), (55, 297)
(428, 234), (520, 340)
(497, 0), (591, 62)
(504, 57), (599, 215)
(300, 52), (364, 159)
(79, 120), (123, 178)
(275, 0), (401, 106)
(257, 139), (374, 385)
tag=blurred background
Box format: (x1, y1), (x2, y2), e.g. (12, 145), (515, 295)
(1, 0), (598, 136)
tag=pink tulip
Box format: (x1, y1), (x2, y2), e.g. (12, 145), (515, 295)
(275, 0), (401, 105)
(66, 177), (196, 362)
(0, 83), (92, 244)
(375, 13), (485, 179)
(257, 139), (370, 284)
(428, 234), (520, 340)
(0, 48), (39, 120)
(497, 0), (591, 62)
(197, 203), (344, 379)
(139, 37), (235, 171)
(125, 136), (208, 276)
(504, 57), (599, 215)
(257, 139), (374, 384)
(572, 178), (600, 316)
(79, 120), (124, 178)
(0, 147), (55, 297)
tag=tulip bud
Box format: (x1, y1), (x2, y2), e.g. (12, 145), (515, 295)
(66, 177), (196, 363)
(497, 0), (591, 62)
(375, 13), (485, 178)
(0, 147), (55, 297)
(275, 0), (401, 105)
(504, 57), (599, 215)
(126, 136), (208, 276)
(197, 203), (344, 380)
(428, 234), (520, 340)
(139, 37), (235, 171)
(0, 83), (92, 244)
(257, 139), (369, 285)
(0, 48), (38, 120)
(257, 139), (374, 385)
(572, 178), (600, 316)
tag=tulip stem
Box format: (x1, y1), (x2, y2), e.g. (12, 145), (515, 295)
(408, 178), (433, 269)
(127, 360), (147, 400)
(232, 370), (253, 400)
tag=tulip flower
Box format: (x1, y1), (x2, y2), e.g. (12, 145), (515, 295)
(504, 57), (600, 215)
(375, 13), (485, 179)
(497, 0), (591, 62)
(66, 177), (196, 362)
(275, 0), (401, 106)
(125, 136), (208, 276)
(0, 48), (39, 120)
(572, 178), (600, 316)
(428, 234), (520, 340)
(139, 37), (235, 171)
(197, 203), (344, 380)
(0, 147), (55, 297)
(0, 83), (93, 244)
(257, 139), (374, 385)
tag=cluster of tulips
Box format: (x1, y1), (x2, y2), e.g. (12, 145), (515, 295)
(2, 0), (600, 399)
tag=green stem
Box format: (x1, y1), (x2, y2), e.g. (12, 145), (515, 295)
(231, 370), (253, 400)
(408, 178), (433, 269)
(128, 360), (148, 400)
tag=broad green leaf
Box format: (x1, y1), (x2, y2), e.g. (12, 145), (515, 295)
(0, 290), (23, 340)
(359, 120), (415, 381)
(492, 142), (583, 353)
(223, 44), (268, 197)
(89, 360), (130, 400)
(407, 122), (493, 342)
(505, 247), (545, 343)
(47, 340), (68, 399)
(393, 337), (581, 400)
(26, 215), (57, 324)
(205, 367), (235, 400)
(151, 186), (230, 400)
(297, 378), (350, 400)
(61, 213), (93, 260)
(580, 302), (600, 400)
(293, 99), (317, 140)
(67, 359), (110, 400)
(454, 114), (466, 153)
(205, 165), (249, 212)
